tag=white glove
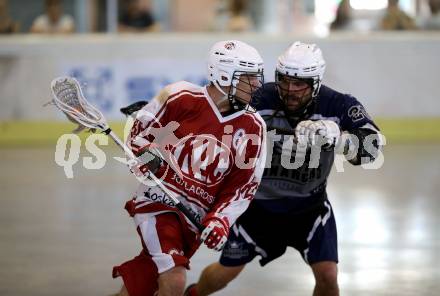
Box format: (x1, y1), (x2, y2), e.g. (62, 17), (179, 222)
(295, 120), (341, 147)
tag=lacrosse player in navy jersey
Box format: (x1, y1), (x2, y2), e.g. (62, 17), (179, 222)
(184, 42), (384, 296)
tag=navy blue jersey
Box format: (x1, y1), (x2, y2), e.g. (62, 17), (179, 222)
(252, 82), (380, 212)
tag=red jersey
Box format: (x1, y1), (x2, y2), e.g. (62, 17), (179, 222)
(127, 81), (266, 232)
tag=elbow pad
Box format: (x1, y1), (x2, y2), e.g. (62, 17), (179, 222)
(344, 128), (382, 165)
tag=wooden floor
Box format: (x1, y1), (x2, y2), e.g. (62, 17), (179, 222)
(0, 144), (439, 295)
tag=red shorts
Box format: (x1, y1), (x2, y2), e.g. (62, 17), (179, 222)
(113, 201), (200, 296)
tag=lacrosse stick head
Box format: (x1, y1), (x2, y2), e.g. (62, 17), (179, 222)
(50, 76), (108, 132)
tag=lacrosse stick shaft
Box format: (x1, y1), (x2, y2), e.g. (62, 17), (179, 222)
(106, 129), (204, 232)
(107, 130), (136, 159)
(268, 126), (295, 135)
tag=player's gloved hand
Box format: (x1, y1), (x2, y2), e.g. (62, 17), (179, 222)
(200, 214), (229, 251)
(136, 144), (163, 174)
(295, 120), (341, 147)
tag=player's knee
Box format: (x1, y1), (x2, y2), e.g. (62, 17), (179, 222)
(200, 263), (244, 291)
(312, 262), (338, 287)
(221, 265), (244, 283)
(212, 264), (243, 288)
(317, 270), (337, 288)
(159, 266), (187, 295)
(117, 285), (129, 296)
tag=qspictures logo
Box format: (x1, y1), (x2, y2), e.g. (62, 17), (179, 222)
(54, 109), (386, 181)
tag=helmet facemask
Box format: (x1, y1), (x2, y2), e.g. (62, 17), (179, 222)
(275, 71), (318, 117)
(228, 70), (264, 112)
(275, 41), (326, 120)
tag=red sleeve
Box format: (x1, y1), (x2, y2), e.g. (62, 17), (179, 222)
(127, 88), (174, 156)
(208, 120), (267, 227)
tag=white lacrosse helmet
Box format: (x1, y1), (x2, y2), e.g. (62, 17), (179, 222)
(276, 41), (326, 98)
(208, 40), (264, 87)
(207, 40), (264, 110)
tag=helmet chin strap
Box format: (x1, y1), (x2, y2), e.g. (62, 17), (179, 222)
(213, 81), (230, 106)
(214, 79), (240, 108)
(214, 80), (227, 96)
(228, 78), (243, 110)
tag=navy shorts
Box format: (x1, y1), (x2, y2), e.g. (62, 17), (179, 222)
(220, 198), (338, 267)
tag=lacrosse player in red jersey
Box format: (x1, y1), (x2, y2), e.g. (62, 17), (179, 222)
(112, 40), (267, 296)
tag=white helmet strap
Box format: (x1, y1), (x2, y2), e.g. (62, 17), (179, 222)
(213, 80), (228, 96)
(214, 74), (239, 99)
(231, 75), (239, 96)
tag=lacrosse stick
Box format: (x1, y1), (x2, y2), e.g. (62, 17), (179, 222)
(268, 125), (296, 136)
(50, 76), (204, 232)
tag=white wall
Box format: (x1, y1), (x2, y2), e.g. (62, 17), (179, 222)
(0, 32), (439, 120)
